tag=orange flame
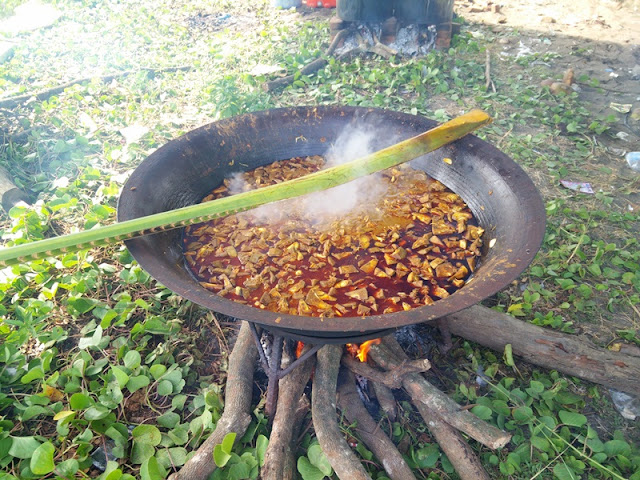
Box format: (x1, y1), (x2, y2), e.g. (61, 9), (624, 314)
(346, 339), (381, 362)
(296, 341), (304, 359)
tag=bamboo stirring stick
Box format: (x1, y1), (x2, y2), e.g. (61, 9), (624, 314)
(0, 110), (491, 267)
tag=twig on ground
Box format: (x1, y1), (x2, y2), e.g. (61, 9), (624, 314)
(313, 345), (372, 480)
(0, 66), (192, 109)
(337, 369), (417, 480)
(485, 49), (496, 92)
(168, 321), (256, 480)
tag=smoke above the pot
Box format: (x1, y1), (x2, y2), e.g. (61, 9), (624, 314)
(230, 123), (398, 228)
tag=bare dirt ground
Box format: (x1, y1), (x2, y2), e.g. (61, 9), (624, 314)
(458, 0), (640, 159)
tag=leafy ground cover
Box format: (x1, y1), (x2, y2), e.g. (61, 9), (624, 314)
(0, 0), (639, 478)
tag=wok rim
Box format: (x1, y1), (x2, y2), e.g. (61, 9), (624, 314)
(118, 106), (546, 341)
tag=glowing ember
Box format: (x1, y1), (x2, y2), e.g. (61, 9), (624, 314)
(346, 339), (381, 362)
(296, 341), (304, 359)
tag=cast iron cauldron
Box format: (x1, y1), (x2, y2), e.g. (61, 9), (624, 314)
(117, 107), (545, 344)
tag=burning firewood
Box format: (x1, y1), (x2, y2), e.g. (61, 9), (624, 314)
(337, 369), (417, 480)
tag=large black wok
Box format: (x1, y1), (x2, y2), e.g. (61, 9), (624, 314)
(117, 107), (545, 344)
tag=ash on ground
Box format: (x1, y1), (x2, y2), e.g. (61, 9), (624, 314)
(335, 23), (437, 57)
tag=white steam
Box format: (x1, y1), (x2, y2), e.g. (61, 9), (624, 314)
(232, 122), (399, 228)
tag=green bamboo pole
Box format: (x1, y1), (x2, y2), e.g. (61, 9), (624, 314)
(0, 110), (491, 267)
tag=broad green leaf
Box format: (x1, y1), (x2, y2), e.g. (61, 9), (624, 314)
(0, 437), (13, 458)
(132, 425), (161, 446)
(221, 432), (236, 454)
(307, 444), (332, 476)
(604, 439), (631, 458)
(171, 394), (187, 410)
(55, 458), (79, 477)
(553, 463), (578, 480)
(78, 326), (103, 349)
(101, 468), (123, 480)
(512, 406), (533, 423)
(131, 442), (155, 465)
(67, 296), (97, 315)
(228, 461), (251, 479)
(53, 410), (75, 422)
(143, 316), (178, 335)
(558, 410), (587, 428)
(156, 447), (188, 468)
(70, 393), (92, 410)
(503, 344), (515, 367)
(8, 436), (41, 459)
(30, 441), (55, 475)
(123, 350), (141, 370)
(157, 411), (180, 429)
(140, 456), (166, 480)
(587, 264), (602, 276)
(256, 434), (268, 467)
(106, 425), (129, 445)
(157, 380), (173, 396)
(21, 405), (47, 422)
(355, 442), (373, 461)
(526, 380), (545, 395)
(297, 456), (326, 480)
(163, 370), (183, 389)
(471, 405), (492, 420)
(21, 366), (44, 384)
(167, 425), (189, 446)
(213, 444), (232, 468)
(491, 400), (511, 416)
(530, 435), (550, 452)
(111, 366), (129, 388)
(126, 375), (150, 393)
(586, 436), (605, 453)
(149, 365), (167, 380)
(240, 451), (258, 471)
(413, 444), (439, 469)
(100, 310), (118, 329)
(85, 405), (111, 420)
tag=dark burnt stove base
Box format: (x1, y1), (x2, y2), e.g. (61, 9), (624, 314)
(248, 322), (321, 417)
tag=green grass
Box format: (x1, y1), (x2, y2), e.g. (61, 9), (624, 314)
(0, 0), (639, 479)
(0, 0), (23, 19)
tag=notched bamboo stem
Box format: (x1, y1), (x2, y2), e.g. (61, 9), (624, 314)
(0, 110), (491, 267)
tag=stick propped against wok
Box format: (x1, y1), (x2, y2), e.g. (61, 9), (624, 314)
(0, 110), (491, 267)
